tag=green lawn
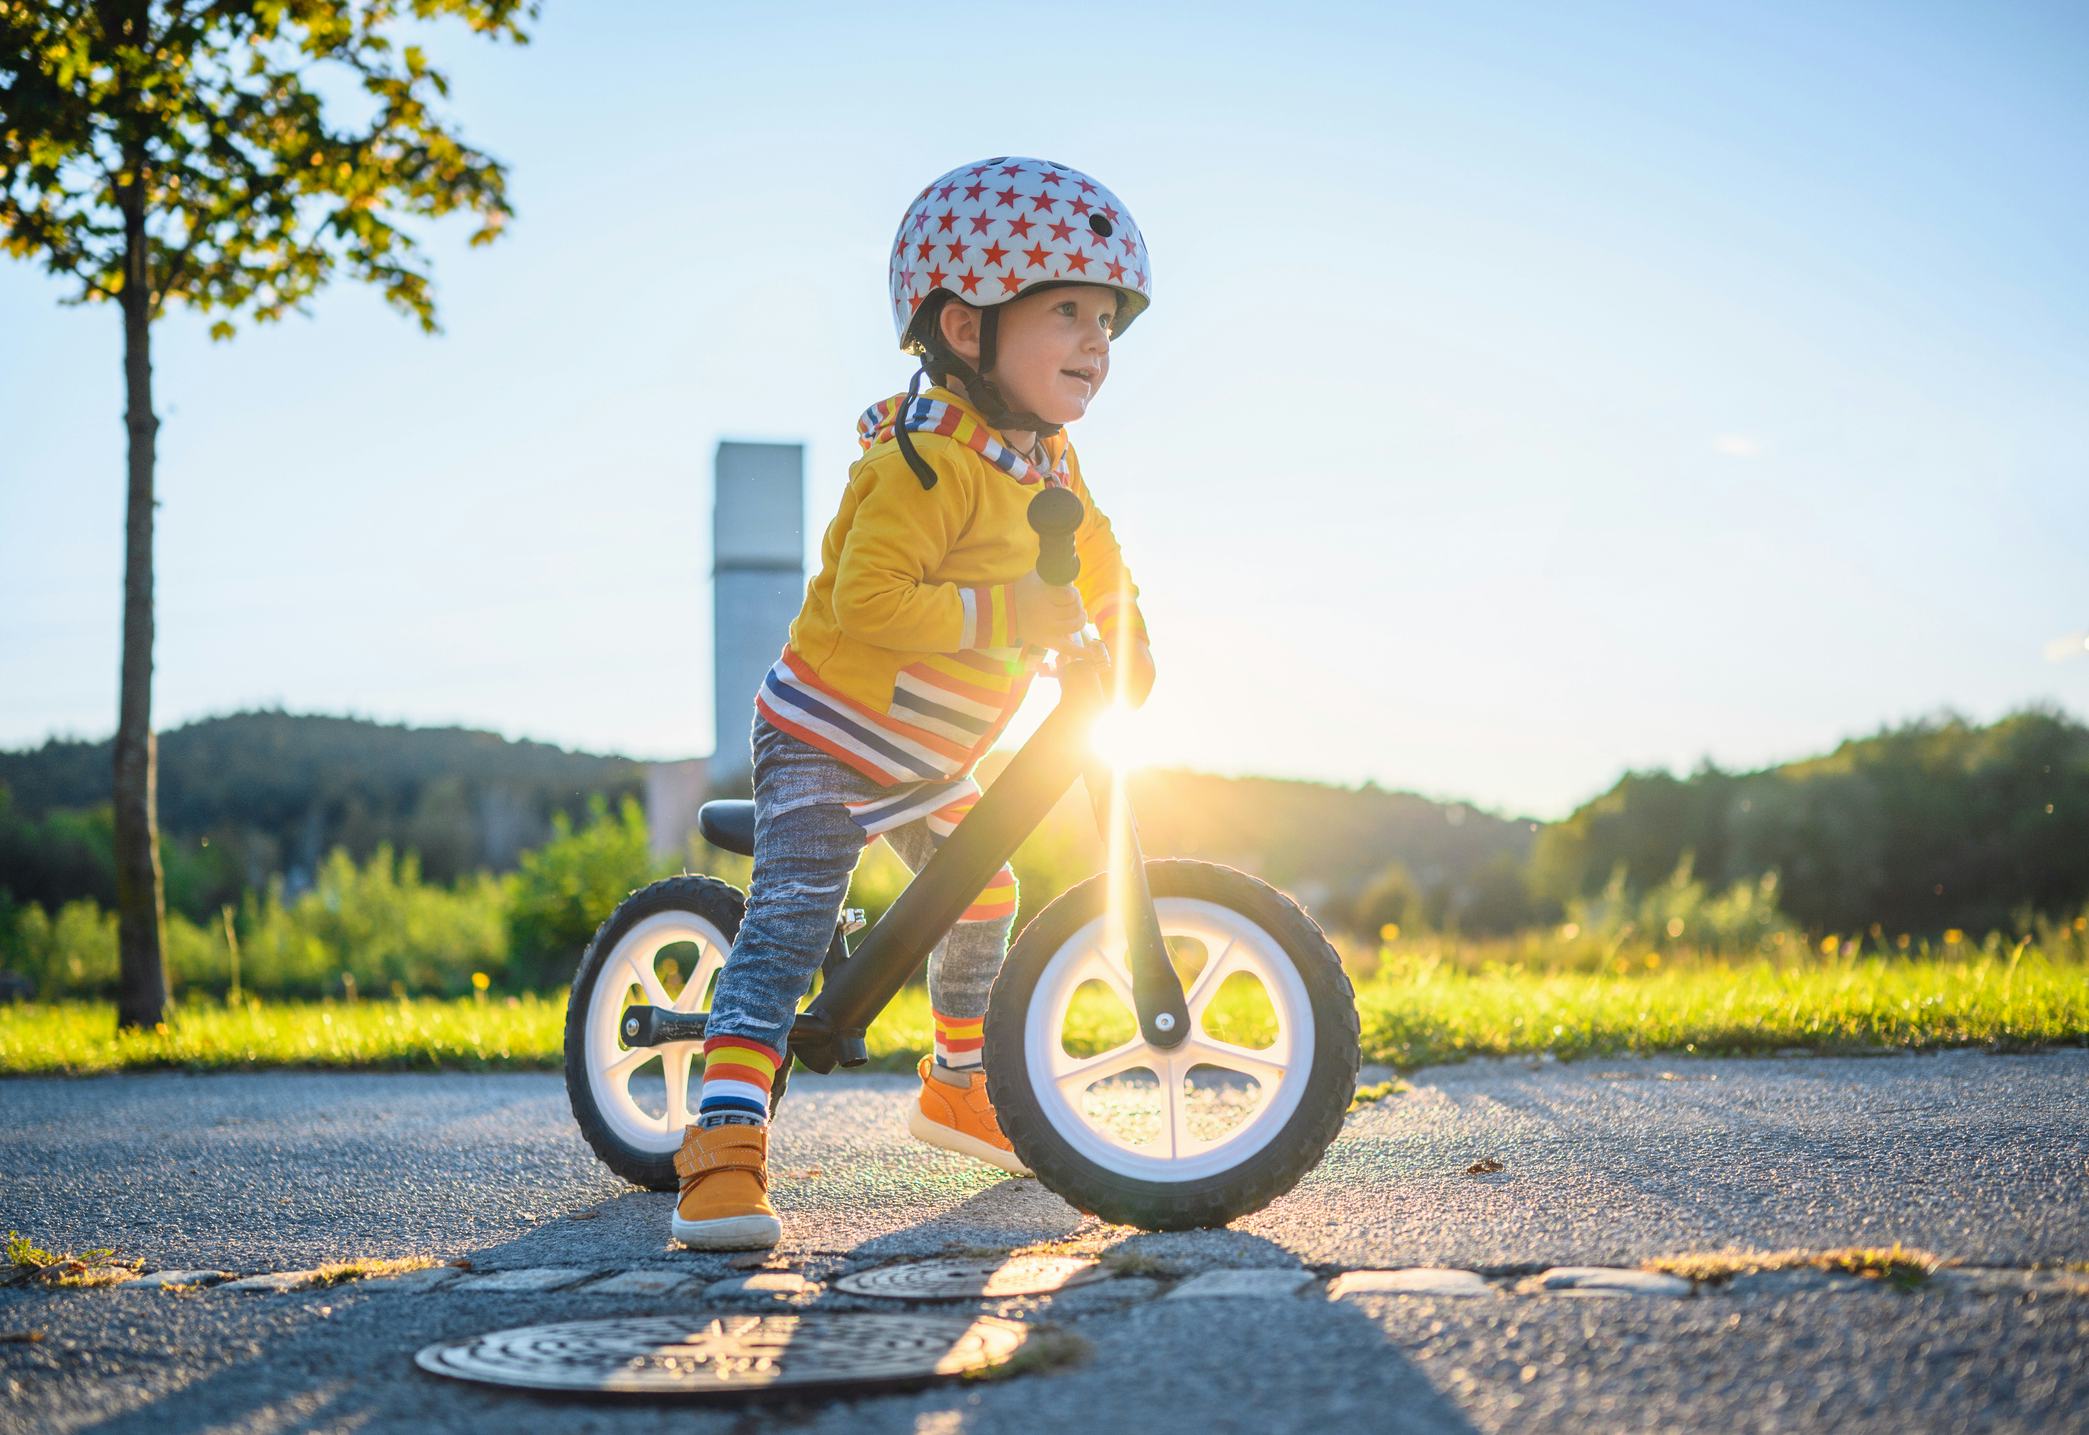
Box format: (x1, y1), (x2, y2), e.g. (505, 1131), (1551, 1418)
(4, 950), (2083, 1077)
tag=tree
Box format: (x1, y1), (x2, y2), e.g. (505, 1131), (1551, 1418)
(1, 0), (535, 1026)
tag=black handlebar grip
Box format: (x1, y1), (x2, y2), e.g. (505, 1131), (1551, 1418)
(1028, 486), (1085, 586)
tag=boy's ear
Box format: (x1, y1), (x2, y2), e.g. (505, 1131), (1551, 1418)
(936, 299), (983, 364)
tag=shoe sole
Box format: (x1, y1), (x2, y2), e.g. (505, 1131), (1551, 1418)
(670, 1211), (783, 1250)
(906, 1102), (1033, 1177)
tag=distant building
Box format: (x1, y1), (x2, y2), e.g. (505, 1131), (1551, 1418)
(710, 441), (804, 792)
(644, 758), (710, 866)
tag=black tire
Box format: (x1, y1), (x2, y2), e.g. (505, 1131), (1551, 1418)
(983, 860), (1359, 1230)
(562, 874), (789, 1192)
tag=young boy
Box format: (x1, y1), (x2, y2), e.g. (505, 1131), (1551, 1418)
(672, 157), (1157, 1250)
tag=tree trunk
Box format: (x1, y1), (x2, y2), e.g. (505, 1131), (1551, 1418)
(112, 126), (166, 1031)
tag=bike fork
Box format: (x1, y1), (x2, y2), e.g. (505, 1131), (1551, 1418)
(1084, 758), (1191, 1049)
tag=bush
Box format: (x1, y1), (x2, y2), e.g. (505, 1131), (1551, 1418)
(506, 795), (656, 990)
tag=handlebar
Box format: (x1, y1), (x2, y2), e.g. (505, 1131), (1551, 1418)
(1025, 486), (1102, 660)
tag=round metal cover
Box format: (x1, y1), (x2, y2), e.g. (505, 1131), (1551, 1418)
(414, 1313), (1025, 1397)
(835, 1256), (1105, 1301)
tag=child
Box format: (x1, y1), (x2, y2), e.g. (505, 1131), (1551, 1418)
(672, 157), (1157, 1249)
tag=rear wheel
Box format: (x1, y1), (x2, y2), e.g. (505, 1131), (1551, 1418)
(563, 875), (788, 1191)
(983, 860), (1359, 1230)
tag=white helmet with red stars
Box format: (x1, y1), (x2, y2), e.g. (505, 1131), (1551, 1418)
(889, 157), (1151, 352)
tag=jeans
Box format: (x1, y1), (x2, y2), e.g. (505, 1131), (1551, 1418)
(702, 714), (1016, 1055)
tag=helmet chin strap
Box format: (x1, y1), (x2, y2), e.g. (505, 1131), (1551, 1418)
(898, 302), (1066, 490)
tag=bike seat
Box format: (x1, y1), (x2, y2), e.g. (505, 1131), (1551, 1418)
(697, 800), (757, 856)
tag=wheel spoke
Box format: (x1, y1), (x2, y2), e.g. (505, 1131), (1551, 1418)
(674, 944), (721, 1013)
(1181, 1035), (1289, 1087)
(1183, 937), (1250, 1019)
(1163, 1068), (1194, 1159)
(663, 1046), (694, 1130)
(627, 952), (674, 1011)
(1076, 943), (1137, 1013)
(603, 1042), (660, 1088)
(1052, 1038), (1151, 1101)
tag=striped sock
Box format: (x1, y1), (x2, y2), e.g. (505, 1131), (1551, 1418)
(697, 1035), (781, 1128)
(932, 1010), (984, 1079)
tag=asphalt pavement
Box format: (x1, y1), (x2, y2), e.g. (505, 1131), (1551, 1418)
(2, 1048), (2084, 1433)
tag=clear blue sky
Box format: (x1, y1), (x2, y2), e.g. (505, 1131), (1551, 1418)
(3, 0), (2084, 820)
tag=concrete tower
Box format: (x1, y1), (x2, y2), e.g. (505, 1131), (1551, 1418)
(712, 441), (804, 791)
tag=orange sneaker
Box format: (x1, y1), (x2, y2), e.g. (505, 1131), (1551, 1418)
(670, 1122), (782, 1250)
(906, 1055), (1031, 1176)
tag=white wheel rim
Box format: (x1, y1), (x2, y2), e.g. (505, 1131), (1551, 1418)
(583, 909), (730, 1155)
(1021, 897), (1315, 1183)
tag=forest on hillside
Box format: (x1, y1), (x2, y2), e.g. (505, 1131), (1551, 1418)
(2, 705), (2084, 997)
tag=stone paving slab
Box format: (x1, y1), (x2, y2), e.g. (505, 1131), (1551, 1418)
(1164, 1268), (1317, 1300)
(1328, 1268), (1495, 1298)
(576, 1268), (702, 1297)
(1523, 1266), (1694, 1297)
(218, 1270), (320, 1293)
(450, 1267), (595, 1293)
(117, 1270), (230, 1290)
(707, 1270), (817, 1301)
(359, 1264), (466, 1292)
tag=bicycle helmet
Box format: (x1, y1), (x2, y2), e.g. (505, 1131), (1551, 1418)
(886, 157), (1152, 488)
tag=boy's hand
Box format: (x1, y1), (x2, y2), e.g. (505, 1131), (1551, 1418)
(1120, 639), (1156, 709)
(1012, 571), (1087, 648)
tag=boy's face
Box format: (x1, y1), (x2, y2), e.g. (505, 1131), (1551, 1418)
(940, 284), (1118, 427)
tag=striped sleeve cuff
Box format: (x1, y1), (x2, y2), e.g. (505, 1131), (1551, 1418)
(1090, 596), (1147, 645)
(959, 584), (1016, 649)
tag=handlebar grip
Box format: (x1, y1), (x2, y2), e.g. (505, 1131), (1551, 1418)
(1028, 486), (1085, 586)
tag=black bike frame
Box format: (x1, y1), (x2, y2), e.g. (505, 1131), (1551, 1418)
(619, 646), (1192, 1073)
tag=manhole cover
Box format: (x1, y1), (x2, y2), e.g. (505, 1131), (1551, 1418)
(414, 1313), (1025, 1397)
(835, 1256), (1105, 1300)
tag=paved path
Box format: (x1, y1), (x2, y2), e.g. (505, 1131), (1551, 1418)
(3, 1049), (2085, 1433)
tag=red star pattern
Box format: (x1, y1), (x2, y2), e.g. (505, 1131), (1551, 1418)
(888, 159), (1151, 347)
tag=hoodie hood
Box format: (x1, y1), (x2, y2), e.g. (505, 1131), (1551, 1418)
(857, 387), (1069, 488)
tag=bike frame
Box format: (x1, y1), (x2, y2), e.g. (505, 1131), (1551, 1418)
(619, 644), (1191, 1074)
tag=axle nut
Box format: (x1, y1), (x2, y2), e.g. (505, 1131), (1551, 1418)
(1154, 1013), (1176, 1032)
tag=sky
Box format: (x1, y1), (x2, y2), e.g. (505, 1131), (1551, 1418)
(3, 0), (2085, 821)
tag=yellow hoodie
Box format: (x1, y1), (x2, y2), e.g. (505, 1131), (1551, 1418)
(754, 385), (1147, 787)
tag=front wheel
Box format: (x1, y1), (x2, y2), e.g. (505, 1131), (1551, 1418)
(983, 860), (1359, 1230)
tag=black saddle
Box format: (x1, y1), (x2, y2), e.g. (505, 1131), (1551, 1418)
(697, 800), (756, 856)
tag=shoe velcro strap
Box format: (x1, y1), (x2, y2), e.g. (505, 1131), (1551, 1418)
(674, 1139), (768, 1186)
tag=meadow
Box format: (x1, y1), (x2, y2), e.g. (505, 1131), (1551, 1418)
(5, 937), (2081, 1077)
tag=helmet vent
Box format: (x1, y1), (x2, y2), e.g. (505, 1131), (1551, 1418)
(1088, 214), (1115, 238)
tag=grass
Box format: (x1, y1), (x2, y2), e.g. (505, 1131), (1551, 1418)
(4, 1231), (143, 1288)
(2, 949), (2083, 1076)
(1646, 1243), (1945, 1290)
